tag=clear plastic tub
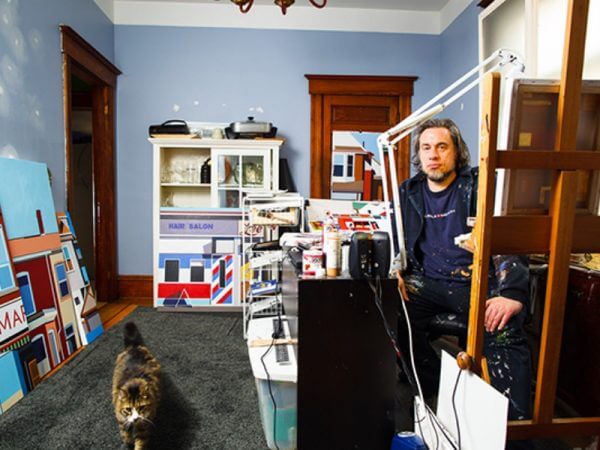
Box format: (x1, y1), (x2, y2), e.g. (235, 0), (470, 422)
(255, 378), (297, 450)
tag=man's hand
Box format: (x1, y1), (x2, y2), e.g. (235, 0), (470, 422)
(395, 272), (409, 301)
(484, 297), (523, 332)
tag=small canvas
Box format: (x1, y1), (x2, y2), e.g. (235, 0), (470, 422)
(433, 351), (509, 450)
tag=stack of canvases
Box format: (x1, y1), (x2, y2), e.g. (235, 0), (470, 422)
(0, 157), (103, 415)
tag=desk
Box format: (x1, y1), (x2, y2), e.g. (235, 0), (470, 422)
(282, 263), (398, 450)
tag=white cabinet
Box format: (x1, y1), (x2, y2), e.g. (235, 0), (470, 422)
(150, 137), (282, 310)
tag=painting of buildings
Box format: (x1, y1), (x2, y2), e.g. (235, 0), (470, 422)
(0, 157), (101, 414)
(57, 213), (103, 345)
(330, 131), (383, 201)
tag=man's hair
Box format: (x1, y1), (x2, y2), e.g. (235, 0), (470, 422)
(411, 118), (470, 172)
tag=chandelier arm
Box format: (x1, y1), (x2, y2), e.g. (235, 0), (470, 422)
(308, 0), (327, 7)
(240, 0), (253, 13)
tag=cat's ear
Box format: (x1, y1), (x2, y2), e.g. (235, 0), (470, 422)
(118, 388), (128, 399)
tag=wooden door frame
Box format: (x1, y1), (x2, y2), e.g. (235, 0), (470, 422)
(306, 75), (417, 198)
(60, 25), (121, 302)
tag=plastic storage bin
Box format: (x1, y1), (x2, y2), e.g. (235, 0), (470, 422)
(247, 317), (298, 450)
(255, 378), (297, 450)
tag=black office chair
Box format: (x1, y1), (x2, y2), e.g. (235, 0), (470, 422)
(428, 312), (468, 349)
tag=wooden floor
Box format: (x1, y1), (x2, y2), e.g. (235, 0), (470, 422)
(98, 298), (153, 330)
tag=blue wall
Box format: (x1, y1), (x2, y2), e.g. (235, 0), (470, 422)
(115, 26), (441, 274)
(0, 0), (114, 209)
(439, 3), (480, 162)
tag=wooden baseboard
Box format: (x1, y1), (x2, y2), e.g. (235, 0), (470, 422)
(118, 275), (152, 299)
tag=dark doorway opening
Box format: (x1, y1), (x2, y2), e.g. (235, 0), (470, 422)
(70, 72), (95, 284)
(60, 25), (121, 302)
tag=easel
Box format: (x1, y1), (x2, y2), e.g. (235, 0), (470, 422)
(465, 0), (600, 441)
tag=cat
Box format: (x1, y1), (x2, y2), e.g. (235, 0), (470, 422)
(112, 322), (161, 450)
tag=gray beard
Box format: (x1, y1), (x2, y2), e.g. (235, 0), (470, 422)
(426, 169), (455, 183)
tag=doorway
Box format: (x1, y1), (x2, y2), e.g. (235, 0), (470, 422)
(60, 25), (121, 302)
(306, 75), (417, 199)
(69, 72), (95, 283)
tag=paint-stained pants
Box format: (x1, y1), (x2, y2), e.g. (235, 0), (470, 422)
(398, 272), (532, 422)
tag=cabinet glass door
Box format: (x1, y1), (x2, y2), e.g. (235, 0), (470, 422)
(212, 149), (270, 208)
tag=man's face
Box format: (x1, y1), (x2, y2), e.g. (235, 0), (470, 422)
(417, 127), (457, 183)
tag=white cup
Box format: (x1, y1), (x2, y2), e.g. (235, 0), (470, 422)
(211, 128), (224, 139)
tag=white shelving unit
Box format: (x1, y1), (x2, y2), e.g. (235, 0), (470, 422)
(150, 137), (283, 310)
(241, 193), (304, 337)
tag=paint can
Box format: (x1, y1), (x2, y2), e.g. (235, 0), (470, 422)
(302, 249), (323, 276)
(390, 431), (427, 450)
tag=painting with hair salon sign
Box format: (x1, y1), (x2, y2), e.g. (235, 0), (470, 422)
(330, 131), (384, 201)
(0, 157), (103, 415)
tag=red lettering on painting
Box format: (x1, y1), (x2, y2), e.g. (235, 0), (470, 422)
(0, 311), (10, 333)
(12, 308), (24, 326)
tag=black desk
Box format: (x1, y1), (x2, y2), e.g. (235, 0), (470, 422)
(282, 263), (398, 450)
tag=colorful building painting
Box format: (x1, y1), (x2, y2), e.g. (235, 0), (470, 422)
(57, 213), (103, 345)
(330, 131), (383, 201)
(0, 213), (30, 415)
(0, 157), (103, 415)
(0, 215), (29, 354)
(156, 210), (241, 309)
(0, 351), (27, 414)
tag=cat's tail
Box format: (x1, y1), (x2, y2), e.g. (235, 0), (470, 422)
(123, 322), (144, 347)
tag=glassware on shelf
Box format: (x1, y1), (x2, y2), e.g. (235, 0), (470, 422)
(171, 160), (185, 183)
(186, 161), (198, 184)
(163, 191), (174, 207)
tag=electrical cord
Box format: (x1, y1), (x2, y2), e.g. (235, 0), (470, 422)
(396, 283), (441, 450)
(367, 276), (441, 449)
(451, 369), (462, 450)
(260, 335), (280, 450)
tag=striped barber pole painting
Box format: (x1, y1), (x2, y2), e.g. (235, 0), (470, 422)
(211, 254), (233, 305)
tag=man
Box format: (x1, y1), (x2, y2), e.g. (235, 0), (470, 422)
(396, 118), (532, 422)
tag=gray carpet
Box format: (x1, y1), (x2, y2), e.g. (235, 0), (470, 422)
(0, 308), (267, 449)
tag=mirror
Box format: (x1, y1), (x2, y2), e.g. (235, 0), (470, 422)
(330, 131), (384, 201)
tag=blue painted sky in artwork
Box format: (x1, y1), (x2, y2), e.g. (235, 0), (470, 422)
(0, 157), (58, 240)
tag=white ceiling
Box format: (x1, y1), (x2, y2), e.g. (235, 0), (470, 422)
(96, 0), (471, 34)
(114, 0), (452, 12)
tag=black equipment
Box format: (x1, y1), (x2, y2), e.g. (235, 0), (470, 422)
(349, 231), (391, 280)
(148, 119), (190, 136)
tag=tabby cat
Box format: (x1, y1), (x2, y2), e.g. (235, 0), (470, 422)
(112, 322), (161, 450)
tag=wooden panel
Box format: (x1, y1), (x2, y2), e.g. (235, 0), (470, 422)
(533, 0), (589, 424)
(310, 94), (324, 198)
(306, 74), (416, 96)
(490, 215), (600, 254)
(467, 72), (500, 369)
(92, 86), (119, 302)
(497, 150), (600, 170)
(554, 0), (589, 152)
(118, 275), (153, 299)
(534, 172), (579, 423)
(60, 25), (121, 86)
(332, 105), (390, 125)
(508, 417), (600, 440)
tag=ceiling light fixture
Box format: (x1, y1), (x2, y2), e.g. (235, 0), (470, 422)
(230, 0), (327, 15)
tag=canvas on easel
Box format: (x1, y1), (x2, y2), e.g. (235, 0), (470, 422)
(495, 79), (600, 215)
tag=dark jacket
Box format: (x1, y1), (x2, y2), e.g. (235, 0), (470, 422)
(399, 165), (529, 305)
